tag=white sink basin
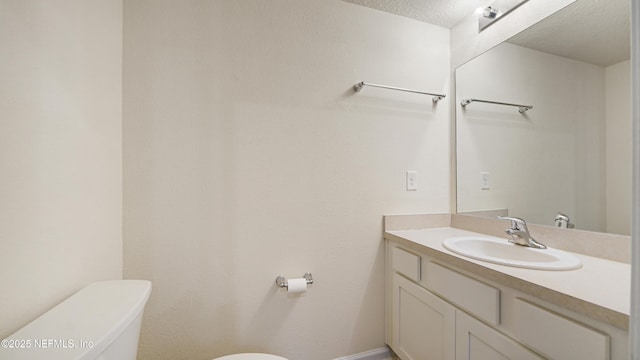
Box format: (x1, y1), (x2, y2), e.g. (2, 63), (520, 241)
(442, 236), (582, 270)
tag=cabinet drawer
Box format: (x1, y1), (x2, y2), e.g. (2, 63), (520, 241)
(513, 298), (609, 360)
(392, 247), (421, 282)
(424, 261), (500, 326)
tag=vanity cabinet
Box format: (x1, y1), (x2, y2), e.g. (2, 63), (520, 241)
(389, 247), (536, 360)
(386, 241), (624, 360)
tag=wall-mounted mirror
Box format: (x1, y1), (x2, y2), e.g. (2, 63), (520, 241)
(455, 0), (631, 235)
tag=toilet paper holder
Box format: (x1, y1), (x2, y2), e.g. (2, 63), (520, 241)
(275, 273), (313, 289)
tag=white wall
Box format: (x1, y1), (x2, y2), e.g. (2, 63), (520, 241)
(606, 60), (632, 235)
(456, 43), (606, 231)
(0, 0), (123, 336)
(123, 1), (450, 359)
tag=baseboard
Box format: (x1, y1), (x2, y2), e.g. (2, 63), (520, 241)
(332, 347), (394, 360)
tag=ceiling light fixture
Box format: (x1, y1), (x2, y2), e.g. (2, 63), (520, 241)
(483, 6), (499, 19)
(479, 0), (529, 32)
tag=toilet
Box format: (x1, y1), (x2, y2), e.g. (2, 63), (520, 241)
(214, 354), (287, 360)
(1, 280), (287, 360)
(0, 280), (152, 360)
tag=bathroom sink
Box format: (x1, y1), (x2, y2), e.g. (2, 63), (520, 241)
(442, 236), (582, 270)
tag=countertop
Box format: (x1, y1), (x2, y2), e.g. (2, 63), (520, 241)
(385, 227), (630, 330)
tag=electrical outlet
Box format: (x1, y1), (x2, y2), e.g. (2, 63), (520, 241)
(481, 171), (490, 190)
(406, 171), (417, 191)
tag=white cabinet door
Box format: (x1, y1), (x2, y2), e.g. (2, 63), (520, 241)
(456, 311), (544, 360)
(391, 273), (455, 360)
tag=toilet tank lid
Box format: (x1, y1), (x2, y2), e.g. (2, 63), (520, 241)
(0, 280), (151, 360)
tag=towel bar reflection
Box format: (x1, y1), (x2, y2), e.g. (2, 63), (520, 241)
(461, 98), (533, 113)
(275, 273), (313, 289)
(353, 81), (446, 103)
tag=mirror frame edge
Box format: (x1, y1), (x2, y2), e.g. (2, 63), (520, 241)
(630, 0), (639, 357)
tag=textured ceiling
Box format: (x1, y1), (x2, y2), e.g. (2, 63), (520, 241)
(340, 0), (490, 28)
(507, 0), (630, 66)
(342, 0), (630, 67)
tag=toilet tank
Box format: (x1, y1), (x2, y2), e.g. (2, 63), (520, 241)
(0, 280), (151, 360)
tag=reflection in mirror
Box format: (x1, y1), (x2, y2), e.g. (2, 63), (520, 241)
(455, 0), (630, 235)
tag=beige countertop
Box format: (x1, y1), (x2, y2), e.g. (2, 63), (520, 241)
(385, 227), (630, 330)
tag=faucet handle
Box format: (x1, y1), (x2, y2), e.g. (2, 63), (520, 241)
(497, 216), (527, 229)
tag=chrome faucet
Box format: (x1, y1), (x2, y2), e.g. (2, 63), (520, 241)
(554, 212), (575, 229)
(497, 216), (547, 249)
